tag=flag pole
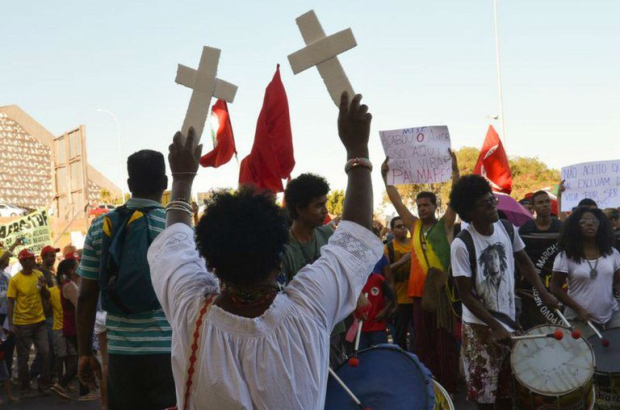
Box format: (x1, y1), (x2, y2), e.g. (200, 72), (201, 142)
(493, 0), (506, 146)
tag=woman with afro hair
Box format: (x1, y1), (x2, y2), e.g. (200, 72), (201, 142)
(550, 206), (620, 338)
(147, 92), (382, 410)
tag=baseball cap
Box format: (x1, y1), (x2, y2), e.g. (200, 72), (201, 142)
(41, 245), (61, 257)
(64, 252), (81, 261)
(18, 249), (36, 260)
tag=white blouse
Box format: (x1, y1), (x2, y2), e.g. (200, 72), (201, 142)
(148, 221), (383, 410)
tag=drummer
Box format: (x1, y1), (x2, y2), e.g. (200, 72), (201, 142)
(449, 175), (558, 410)
(550, 207), (620, 339)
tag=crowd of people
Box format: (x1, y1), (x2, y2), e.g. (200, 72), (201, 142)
(0, 91), (618, 410)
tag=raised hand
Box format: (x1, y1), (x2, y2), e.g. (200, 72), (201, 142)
(381, 157), (390, 182)
(449, 149), (459, 175)
(168, 127), (203, 179)
(338, 92), (371, 159)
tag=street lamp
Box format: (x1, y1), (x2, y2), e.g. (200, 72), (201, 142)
(96, 108), (126, 203)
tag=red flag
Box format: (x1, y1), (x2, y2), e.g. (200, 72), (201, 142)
(239, 65), (295, 192)
(474, 125), (513, 194)
(200, 100), (237, 168)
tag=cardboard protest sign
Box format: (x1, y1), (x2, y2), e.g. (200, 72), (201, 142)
(516, 233), (561, 330)
(379, 126), (452, 186)
(0, 210), (52, 255)
(560, 159), (620, 211)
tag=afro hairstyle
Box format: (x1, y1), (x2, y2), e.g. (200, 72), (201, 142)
(449, 174), (493, 223)
(195, 185), (289, 286)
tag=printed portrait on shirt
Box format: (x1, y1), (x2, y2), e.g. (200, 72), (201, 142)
(476, 242), (512, 313)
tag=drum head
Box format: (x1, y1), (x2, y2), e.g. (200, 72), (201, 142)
(511, 325), (594, 395)
(325, 344), (435, 410)
(587, 327), (620, 374)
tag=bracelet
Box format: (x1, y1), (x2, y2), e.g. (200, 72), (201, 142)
(166, 201), (193, 212)
(165, 206), (193, 216)
(345, 158), (373, 173)
(172, 172), (197, 176)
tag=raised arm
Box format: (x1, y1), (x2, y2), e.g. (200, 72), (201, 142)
(381, 158), (417, 229)
(166, 127), (203, 228)
(339, 92), (373, 230)
(443, 149), (460, 237)
(557, 180), (568, 222)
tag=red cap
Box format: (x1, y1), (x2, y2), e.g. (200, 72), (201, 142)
(64, 252), (81, 261)
(18, 249), (36, 260)
(41, 245), (60, 257)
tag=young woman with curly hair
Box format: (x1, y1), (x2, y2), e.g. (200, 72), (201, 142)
(551, 206), (620, 338)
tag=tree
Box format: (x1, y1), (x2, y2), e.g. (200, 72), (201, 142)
(382, 147), (560, 211)
(327, 189), (345, 216)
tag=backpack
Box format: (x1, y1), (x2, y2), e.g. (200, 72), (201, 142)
(99, 205), (162, 315)
(449, 219), (517, 325)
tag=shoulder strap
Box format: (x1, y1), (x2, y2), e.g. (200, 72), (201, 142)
(182, 294), (216, 410)
(456, 229), (477, 281)
(499, 219), (515, 251)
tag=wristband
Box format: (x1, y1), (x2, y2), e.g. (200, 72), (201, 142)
(345, 158), (372, 173)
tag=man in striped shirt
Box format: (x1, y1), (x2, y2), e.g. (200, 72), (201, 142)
(76, 150), (175, 410)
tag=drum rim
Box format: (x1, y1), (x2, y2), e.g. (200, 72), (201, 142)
(511, 324), (595, 396)
(586, 326), (619, 375)
(432, 379), (455, 410)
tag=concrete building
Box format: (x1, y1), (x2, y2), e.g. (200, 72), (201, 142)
(0, 105), (120, 242)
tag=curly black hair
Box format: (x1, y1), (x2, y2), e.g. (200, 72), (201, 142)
(284, 173), (330, 219)
(449, 175), (493, 223)
(557, 207), (614, 262)
(195, 185), (289, 286)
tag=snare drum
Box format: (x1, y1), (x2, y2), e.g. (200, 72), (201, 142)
(511, 325), (595, 409)
(325, 344), (435, 410)
(587, 327), (620, 409)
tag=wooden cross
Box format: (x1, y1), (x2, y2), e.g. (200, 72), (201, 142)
(176, 46), (238, 145)
(288, 10), (357, 106)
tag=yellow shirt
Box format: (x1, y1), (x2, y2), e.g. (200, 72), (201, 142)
(385, 240), (413, 305)
(49, 287), (63, 331)
(7, 270), (46, 325)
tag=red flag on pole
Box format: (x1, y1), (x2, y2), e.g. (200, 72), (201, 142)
(200, 100), (237, 168)
(239, 65), (295, 192)
(474, 125), (513, 194)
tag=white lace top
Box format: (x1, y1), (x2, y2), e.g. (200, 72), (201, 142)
(147, 221), (383, 410)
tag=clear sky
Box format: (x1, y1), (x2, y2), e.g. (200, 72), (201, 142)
(2, 0), (618, 211)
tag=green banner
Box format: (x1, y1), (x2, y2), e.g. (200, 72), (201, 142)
(0, 210), (52, 255)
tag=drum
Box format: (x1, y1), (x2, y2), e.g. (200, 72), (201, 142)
(432, 380), (454, 410)
(325, 344), (435, 410)
(587, 327), (620, 409)
(511, 325), (595, 409)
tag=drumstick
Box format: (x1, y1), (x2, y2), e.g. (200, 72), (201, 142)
(587, 321), (610, 347)
(512, 330), (563, 341)
(328, 368), (372, 410)
(350, 293), (368, 367)
(554, 309), (581, 339)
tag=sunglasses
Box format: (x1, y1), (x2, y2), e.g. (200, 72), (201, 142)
(477, 196), (499, 208)
(579, 218), (600, 227)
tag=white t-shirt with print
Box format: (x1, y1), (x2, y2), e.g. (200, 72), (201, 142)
(552, 248), (620, 324)
(451, 221), (525, 330)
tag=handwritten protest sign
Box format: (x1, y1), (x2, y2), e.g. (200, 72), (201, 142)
(379, 126), (452, 186)
(0, 210), (52, 255)
(560, 159), (620, 211)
